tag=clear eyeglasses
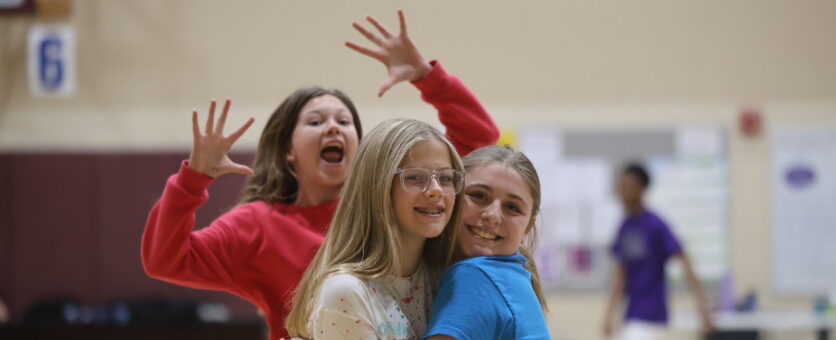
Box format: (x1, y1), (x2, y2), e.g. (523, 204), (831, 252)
(395, 168), (465, 194)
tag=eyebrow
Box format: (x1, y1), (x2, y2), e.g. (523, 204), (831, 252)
(400, 166), (454, 171)
(469, 183), (493, 191)
(507, 193), (529, 206)
(304, 109), (348, 116)
(467, 183), (529, 207)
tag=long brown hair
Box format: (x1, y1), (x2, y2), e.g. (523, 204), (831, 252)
(461, 145), (548, 313)
(239, 87), (362, 204)
(285, 119), (464, 338)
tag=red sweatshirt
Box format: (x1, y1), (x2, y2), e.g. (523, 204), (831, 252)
(141, 60), (498, 340)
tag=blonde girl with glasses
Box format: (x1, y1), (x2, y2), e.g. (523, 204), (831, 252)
(285, 118), (465, 340)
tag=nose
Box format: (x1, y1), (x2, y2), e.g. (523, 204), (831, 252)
(424, 176), (443, 200)
(325, 118), (341, 136)
(480, 200), (502, 226)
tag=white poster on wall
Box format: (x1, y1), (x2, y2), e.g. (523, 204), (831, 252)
(771, 129), (836, 294)
(647, 155), (728, 281)
(28, 24), (76, 98)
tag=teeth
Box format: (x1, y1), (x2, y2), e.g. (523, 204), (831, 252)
(416, 208), (443, 215)
(470, 226), (498, 240)
(324, 142), (342, 149)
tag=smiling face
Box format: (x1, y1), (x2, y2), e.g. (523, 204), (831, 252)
(287, 94), (360, 190)
(391, 138), (456, 245)
(457, 162), (534, 257)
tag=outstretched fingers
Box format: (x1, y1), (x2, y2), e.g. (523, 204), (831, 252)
(228, 117), (255, 144)
(228, 162), (255, 177)
(352, 22), (383, 46)
(398, 9), (407, 36)
(215, 98), (231, 135)
(191, 110), (201, 139)
(378, 76), (398, 97)
(205, 99), (217, 135)
(345, 41), (384, 62)
(366, 15), (392, 39)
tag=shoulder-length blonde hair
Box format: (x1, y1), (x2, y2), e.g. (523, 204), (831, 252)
(285, 118), (464, 338)
(461, 145), (548, 313)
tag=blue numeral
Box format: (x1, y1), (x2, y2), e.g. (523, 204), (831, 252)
(39, 35), (64, 92)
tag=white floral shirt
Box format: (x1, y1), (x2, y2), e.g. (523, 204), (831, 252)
(308, 265), (432, 340)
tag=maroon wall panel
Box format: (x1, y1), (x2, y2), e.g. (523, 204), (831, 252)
(8, 154), (99, 322)
(0, 155), (12, 306)
(1, 153), (260, 324)
(96, 153), (257, 318)
(96, 153), (183, 298)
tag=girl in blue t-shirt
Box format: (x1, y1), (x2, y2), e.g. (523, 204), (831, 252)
(425, 145), (551, 340)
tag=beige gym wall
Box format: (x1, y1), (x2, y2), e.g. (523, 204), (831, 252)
(2, 1), (835, 339)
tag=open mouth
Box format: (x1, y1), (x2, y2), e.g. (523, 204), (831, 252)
(320, 142), (344, 165)
(467, 224), (503, 241)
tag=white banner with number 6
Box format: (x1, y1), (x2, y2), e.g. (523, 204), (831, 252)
(28, 24), (76, 98)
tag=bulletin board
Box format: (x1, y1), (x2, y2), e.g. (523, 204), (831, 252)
(770, 129), (836, 295)
(518, 127), (729, 290)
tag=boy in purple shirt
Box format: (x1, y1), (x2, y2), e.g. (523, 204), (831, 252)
(602, 163), (715, 340)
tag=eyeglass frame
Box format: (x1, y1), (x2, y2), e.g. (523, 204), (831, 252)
(394, 167), (465, 194)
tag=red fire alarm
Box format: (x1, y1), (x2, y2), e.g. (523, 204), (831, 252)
(739, 108), (762, 137)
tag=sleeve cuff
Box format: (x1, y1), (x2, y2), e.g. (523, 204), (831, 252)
(175, 160), (214, 194)
(411, 60), (452, 98)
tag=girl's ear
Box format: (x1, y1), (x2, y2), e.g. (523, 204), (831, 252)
(286, 152), (296, 163)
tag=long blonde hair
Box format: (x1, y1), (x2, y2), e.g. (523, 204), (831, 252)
(461, 145), (548, 313)
(285, 118), (464, 338)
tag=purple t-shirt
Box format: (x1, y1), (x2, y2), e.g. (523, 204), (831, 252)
(610, 209), (682, 324)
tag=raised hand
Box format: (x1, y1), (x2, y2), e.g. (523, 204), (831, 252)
(345, 9), (433, 97)
(188, 98), (255, 178)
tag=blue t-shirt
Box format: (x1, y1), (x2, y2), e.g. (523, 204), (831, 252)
(610, 209), (682, 324)
(424, 252), (550, 340)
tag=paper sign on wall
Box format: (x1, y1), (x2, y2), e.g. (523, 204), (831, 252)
(28, 24), (75, 98)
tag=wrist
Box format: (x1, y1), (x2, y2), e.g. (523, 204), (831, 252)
(411, 58), (432, 82)
(178, 160), (215, 193)
(186, 160), (216, 178)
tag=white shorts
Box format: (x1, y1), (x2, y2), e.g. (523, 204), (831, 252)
(616, 320), (666, 340)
